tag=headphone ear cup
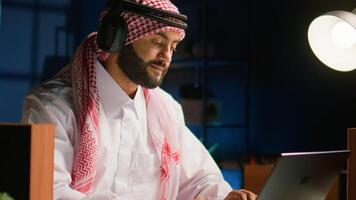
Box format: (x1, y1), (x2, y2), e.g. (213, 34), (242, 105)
(97, 15), (127, 53)
(110, 17), (127, 53)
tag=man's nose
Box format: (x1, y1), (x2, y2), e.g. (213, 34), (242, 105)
(158, 45), (172, 63)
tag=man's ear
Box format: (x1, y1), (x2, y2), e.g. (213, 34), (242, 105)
(103, 53), (119, 69)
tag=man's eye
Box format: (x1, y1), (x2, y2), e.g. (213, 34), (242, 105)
(152, 39), (162, 45)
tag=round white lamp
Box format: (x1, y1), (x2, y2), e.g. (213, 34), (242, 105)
(308, 9), (356, 72)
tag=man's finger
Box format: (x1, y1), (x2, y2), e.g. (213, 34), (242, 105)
(194, 196), (212, 200)
(226, 190), (247, 200)
(226, 189), (257, 200)
(236, 189), (257, 200)
(236, 191), (248, 200)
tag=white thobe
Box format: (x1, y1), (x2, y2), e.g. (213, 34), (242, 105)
(21, 61), (232, 200)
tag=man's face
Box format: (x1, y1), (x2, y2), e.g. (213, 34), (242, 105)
(117, 31), (181, 88)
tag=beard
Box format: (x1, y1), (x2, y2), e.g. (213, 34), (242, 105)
(117, 44), (169, 89)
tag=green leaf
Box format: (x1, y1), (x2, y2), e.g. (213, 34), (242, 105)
(0, 192), (15, 200)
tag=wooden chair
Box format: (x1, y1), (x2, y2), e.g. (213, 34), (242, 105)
(348, 128), (356, 200)
(0, 124), (54, 200)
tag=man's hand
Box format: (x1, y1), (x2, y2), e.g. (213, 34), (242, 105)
(224, 189), (257, 200)
(194, 189), (257, 200)
(194, 197), (211, 200)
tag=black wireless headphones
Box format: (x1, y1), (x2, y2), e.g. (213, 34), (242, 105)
(97, 0), (188, 53)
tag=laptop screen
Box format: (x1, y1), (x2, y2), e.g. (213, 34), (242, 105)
(257, 150), (350, 200)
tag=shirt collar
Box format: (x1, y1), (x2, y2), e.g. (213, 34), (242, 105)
(96, 61), (145, 119)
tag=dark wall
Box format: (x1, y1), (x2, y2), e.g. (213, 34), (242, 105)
(1, 0), (355, 158)
(249, 0), (356, 154)
(68, 0), (105, 46)
(167, 0), (356, 155)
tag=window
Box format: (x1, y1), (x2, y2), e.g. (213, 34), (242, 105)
(0, 0), (69, 121)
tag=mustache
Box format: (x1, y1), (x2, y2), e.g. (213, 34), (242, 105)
(146, 60), (168, 69)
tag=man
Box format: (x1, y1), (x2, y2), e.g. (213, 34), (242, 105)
(21, 0), (256, 199)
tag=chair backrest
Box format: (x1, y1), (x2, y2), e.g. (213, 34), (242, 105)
(348, 128), (356, 200)
(0, 123), (54, 200)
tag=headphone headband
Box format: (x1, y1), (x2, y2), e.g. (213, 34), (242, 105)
(106, 0), (188, 30)
(97, 0), (187, 52)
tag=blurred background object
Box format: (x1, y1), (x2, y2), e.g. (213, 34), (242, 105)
(0, 0), (355, 196)
(1, 0), (354, 162)
(0, 0), (2, 29)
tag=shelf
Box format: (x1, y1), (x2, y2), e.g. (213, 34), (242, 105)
(0, 71), (40, 81)
(3, 1), (67, 12)
(171, 59), (248, 70)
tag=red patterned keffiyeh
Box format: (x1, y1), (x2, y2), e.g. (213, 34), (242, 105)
(121, 0), (185, 44)
(68, 0), (185, 197)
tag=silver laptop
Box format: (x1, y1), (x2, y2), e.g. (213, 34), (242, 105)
(257, 150), (350, 200)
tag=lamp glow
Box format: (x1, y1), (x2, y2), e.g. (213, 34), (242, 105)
(330, 21), (356, 48)
(308, 10), (356, 72)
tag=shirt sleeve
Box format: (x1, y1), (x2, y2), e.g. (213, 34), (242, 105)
(174, 104), (232, 200)
(21, 94), (119, 200)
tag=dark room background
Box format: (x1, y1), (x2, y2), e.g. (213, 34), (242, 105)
(0, 0), (355, 161)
